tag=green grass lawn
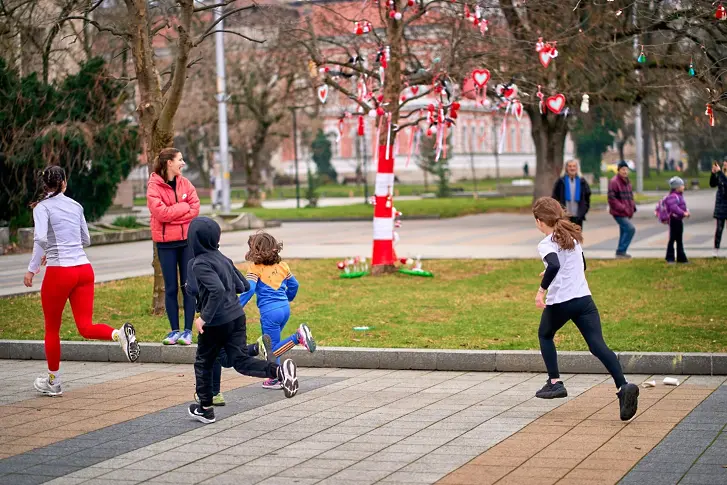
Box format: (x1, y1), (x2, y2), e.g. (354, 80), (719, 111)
(2, 259), (725, 353)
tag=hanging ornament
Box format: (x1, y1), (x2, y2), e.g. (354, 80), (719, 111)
(688, 59), (695, 77)
(536, 85), (545, 114)
(706, 104), (715, 126)
(317, 84), (329, 104)
(512, 100), (523, 121)
(536, 38), (558, 69)
(717, 3), (727, 20)
(308, 60), (318, 78)
(358, 116), (365, 136)
(546, 94), (566, 114)
(637, 45), (646, 64)
(470, 68), (490, 105)
(580, 94), (590, 113)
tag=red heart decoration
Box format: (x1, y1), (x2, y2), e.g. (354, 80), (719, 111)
(546, 94), (566, 114)
(503, 85), (518, 100)
(471, 69), (491, 88)
(539, 49), (552, 68)
(513, 100), (523, 120)
(317, 85), (329, 104)
(411, 86), (419, 95)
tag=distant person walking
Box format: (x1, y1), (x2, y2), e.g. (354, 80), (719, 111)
(25, 166), (139, 397)
(711, 161), (727, 257)
(523, 162), (529, 178)
(551, 159), (591, 229)
(608, 161), (637, 258)
(147, 148), (201, 346)
(663, 177), (690, 264)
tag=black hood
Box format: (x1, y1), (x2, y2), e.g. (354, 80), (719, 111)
(188, 217), (221, 256)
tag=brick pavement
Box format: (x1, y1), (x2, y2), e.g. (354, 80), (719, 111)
(0, 361), (725, 485)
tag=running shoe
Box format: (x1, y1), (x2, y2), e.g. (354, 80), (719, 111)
(117, 322), (140, 362)
(259, 334), (274, 363)
(177, 329), (193, 346)
(262, 378), (283, 389)
(34, 376), (62, 397)
(617, 383), (640, 421)
(297, 324), (317, 353)
(162, 331), (181, 345)
(535, 379), (568, 399)
(277, 359), (298, 398)
(188, 403), (215, 424)
(194, 393), (226, 406)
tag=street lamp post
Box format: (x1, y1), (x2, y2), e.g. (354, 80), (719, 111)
(292, 107), (301, 209)
(214, 5), (231, 213)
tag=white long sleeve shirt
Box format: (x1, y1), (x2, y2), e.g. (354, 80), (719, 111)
(28, 193), (91, 274)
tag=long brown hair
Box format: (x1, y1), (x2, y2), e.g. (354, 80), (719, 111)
(246, 232), (283, 265)
(152, 148), (180, 181)
(31, 166), (66, 208)
(532, 197), (583, 251)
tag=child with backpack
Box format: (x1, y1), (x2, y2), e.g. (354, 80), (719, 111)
(656, 177), (690, 264)
(185, 217), (298, 424)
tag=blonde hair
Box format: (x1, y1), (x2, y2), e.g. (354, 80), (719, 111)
(533, 197), (583, 251)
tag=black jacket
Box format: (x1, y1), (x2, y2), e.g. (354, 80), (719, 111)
(185, 217), (249, 326)
(710, 171), (727, 220)
(552, 176), (592, 220)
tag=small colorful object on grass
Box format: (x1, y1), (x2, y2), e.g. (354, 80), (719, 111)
(398, 255), (434, 277)
(337, 256), (369, 278)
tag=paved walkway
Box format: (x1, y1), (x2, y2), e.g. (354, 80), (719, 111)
(2, 191), (722, 297)
(0, 361), (725, 484)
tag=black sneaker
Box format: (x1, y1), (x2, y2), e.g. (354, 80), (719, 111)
(615, 252), (632, 259)
(188, 403), (215, 424)
(617, 383), (639, 421)
(261, 334), (275, 363)
(277, 359), (298, 398)
(535, 379), (568, 399)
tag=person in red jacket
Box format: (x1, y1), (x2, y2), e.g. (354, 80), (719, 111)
(147, 148), (201, 345)
(607, 161), (637, 259)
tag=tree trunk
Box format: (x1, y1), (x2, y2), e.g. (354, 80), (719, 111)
(529, 107), (569, 199)
(653, 124), (661, 174)
(642, 106), (651, 178)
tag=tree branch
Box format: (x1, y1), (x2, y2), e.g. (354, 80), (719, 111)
(193, 5), (259, 46)
(159, 0), (194, 131)
(195, 29), (264, 45)
(62, 16), (129, 38)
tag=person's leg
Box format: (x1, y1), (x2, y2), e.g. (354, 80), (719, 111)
(675, 219), (688, 263)
(194, 323), (224, 408)
(623, 217), (636, 253)
(212, 359), (222, 396)
(570, 297), (626, 389)
(157, 246), (180, 333)
(269, 307), (300, 360)
(537, 304), (570, 382)
(37, 267), (75, 395)
(261, 310), (284, 365)
(666, 219), (676, 262)
(615, 217), (628, 254)
(225, 315), (278, 379)
(715, 219), (725, 249)
(178, 244), (196, 333)
(68, 265), (115, 340)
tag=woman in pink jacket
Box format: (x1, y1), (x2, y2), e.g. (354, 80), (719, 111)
(147, 148), (200, 345)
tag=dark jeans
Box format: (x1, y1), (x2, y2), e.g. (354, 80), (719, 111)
(716, 219), (726, 249)
(158, 244), (195, 332)
(613, 216), (636, 254)
(212, 344), (259, 395)
(538, 296), (626, 389)
(195, 315), (276, 407)
(666, 218), (688, 263)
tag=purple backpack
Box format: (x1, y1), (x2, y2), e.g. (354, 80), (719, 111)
(655, 195), (672, 224)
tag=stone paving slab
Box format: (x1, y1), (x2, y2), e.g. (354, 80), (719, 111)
(1, 361), (725, 484)
(3, 343), (727, 375)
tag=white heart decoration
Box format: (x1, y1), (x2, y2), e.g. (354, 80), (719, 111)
(471, 69), (491, 88)
(318, 85), (329, 104)
(513, 101), (523, 120)
(539, 50), (552, 68)
(546, 94), (566, 114)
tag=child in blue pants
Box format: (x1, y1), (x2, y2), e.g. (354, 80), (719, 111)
(240, 232), (316, 389)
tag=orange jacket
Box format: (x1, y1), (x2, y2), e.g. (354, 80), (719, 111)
(146, 173), (200, 243)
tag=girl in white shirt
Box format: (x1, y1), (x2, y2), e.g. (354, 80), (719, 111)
(25, 166), (140, 397)
(533, 197), (639, 421)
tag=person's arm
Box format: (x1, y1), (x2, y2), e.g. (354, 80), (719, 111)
(80, 211), (91, 248)
(582, 179), (591, 218)
(540, 253), (561, 290)
(710, 172), (719, 188)
(195, 261), (225, 324)
(582, 252), (587, 272)
(147, 191), (190, 223)
(238, 273), (258, 307)
(607, 179), (625, 213)
(666, 194), (686, 217)
(286, 274), (299, 302)
(170, 185), (201, 224)
(27, 205), (48, 274)
(551, 179), (562, 204)
(231, 262), (250, 294)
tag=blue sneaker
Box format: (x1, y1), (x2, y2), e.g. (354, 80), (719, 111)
(162, 331), (181, 345)
(178, 329), (193, 346)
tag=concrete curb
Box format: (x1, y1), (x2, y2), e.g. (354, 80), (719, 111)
(1, 341), (725, 375)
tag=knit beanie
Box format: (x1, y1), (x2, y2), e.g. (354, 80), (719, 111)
(669, 176), (684, 189)
(617, 160), (629, 170)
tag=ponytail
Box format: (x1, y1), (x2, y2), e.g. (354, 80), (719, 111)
(152, 148), (181, 181)
(30, 166), (66, 209)
(552, 217), (583, 251)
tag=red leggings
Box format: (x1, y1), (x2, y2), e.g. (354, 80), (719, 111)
(41, 264), (114, 371)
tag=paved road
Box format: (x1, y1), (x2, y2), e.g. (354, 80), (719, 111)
(0, 360), (725, 485)
(2, 190), (721, 297)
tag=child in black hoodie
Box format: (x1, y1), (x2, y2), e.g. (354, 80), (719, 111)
(186, 217), (298, 424)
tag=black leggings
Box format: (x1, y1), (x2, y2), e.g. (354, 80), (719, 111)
(666, 218), (688, 263)
(716, 219), (726, 249)
(538, 295), (626, 389)
(158, 244), (195, 332)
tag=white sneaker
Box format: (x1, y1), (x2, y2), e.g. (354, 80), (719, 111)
(117, 322), (140, 362)
(34, 376), (62, 397)
(277, 359), (298, 399)
(714, 248), (721, 258)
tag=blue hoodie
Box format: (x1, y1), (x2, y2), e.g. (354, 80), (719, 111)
(238, 262), (299, 313)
